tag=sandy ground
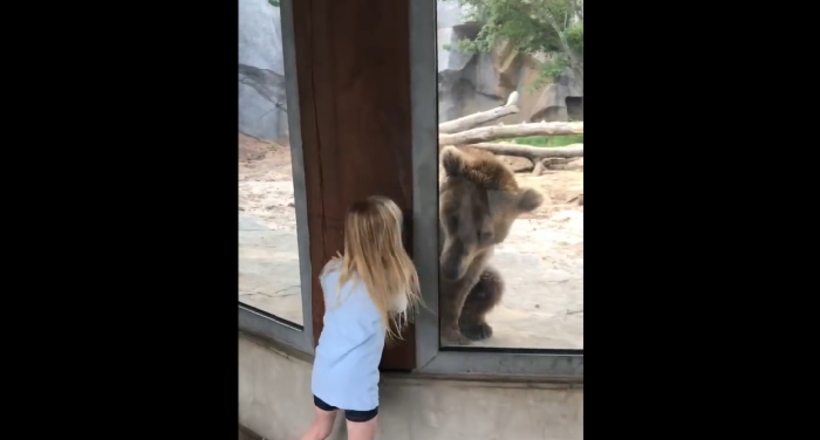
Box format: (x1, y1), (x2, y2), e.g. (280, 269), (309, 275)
(238, 133), (584, 349)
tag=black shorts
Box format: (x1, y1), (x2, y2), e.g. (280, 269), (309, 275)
(313, 395), (378, 423)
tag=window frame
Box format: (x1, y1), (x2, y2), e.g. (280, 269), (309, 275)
(238, 0), (584, 379)
(409, 0), (583, 379)
(238, 0), (314, 356)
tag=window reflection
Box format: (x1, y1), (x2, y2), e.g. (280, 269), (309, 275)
(239, 0), (303, 326)
(437, 0), (583, 349)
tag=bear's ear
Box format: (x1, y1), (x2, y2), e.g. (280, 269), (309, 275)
(441, 146), (466, 177)
(517, 187), (544, 212)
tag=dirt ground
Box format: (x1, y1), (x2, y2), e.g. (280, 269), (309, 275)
(238, 133), (584, 349)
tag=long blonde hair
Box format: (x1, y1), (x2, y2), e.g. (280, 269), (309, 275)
(333, 195), (422, 342)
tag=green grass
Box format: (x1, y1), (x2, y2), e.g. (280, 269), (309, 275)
(506, 135), (583, 147)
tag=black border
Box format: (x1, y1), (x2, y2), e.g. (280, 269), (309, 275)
(63, 0), (742, 437)
(583, 0), (745, 434)
(72, 3), (240, 438)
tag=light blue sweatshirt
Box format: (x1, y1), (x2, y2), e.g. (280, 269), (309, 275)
(311, 260), (402, 411)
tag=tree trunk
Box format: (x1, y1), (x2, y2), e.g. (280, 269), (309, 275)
(468, 143), (583, 160)
(529, 157), (583, 175)
(438, 92), (521, 134)
(439, 122), (583, 146)
(543, 11), (583, 85)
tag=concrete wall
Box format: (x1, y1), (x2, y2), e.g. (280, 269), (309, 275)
(239, 333), (583, 440)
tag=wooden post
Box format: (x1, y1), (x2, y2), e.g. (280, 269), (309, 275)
(292, 0), (416, 370)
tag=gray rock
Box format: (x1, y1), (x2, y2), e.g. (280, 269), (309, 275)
(237, 0), (584, 141)
(436, 1), (583, 125)
(239, 215), (267, 232)
(437, 0), (473, 29)
(239, 214), (303, 322)
(238, 0), (289, 142)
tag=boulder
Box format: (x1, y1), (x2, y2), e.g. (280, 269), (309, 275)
(238, 0), (289, 143)
(436, 1), (583, 125)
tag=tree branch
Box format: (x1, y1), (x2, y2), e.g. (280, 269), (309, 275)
(467, 143), (583, 160)
(564, 0), (582, 22)
(438, 92), (520, 134)
(439, 122), (583, 145)
(542, 7), (583, 83)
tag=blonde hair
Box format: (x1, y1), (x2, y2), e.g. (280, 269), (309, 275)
(331, 195), (422, 343)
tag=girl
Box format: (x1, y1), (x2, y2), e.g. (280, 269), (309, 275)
(299, 195), (422, 440)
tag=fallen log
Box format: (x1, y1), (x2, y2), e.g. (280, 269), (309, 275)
(564, 157), (584, 171)
(468, 143), (584, 161)
(438, 92), (520, 134)
(439, 121), (583, 146)
(531, 157), (583, 175)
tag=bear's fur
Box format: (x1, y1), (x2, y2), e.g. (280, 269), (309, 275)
(438, 146), (544, 345)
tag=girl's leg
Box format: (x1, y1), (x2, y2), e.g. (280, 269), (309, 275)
(346, 416), (378, 440)
(299, 406), (338, 440)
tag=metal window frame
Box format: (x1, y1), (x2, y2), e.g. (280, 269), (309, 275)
(238, 0), (314, 356)
(410, 0), (583, 379)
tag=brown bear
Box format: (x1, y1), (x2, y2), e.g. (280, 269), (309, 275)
(438, 145), (544, 345)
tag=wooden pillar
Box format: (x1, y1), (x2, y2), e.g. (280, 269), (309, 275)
(292, 0), (416, 370)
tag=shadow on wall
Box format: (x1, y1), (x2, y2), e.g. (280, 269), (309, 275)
(566, 97), (583, 121)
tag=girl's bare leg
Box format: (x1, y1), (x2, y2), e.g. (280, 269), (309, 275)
(346, 416), (378, 440)
(299, 406), (338, 440)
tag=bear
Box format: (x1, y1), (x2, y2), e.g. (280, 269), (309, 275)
(438, 145), (544, 345)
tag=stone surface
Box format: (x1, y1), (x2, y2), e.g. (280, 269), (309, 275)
(239, 214), (303, 325)
(239, 0), (289, 142)
(499, 155), (533, 172)
(237, 0), (584, 145)
(238, 134), (269, 162)
(436, 2), (584, 124)
(238, 211), (583, 349)
(240, 334), (583, 440)
(239, 424), (264, 440)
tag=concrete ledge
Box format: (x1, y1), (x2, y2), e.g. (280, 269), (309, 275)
(240, 330), (314, 364)
(240, 332), (583, 440)
(242, 330), (581, 387)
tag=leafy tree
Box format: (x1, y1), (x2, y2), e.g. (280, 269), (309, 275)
(449, 0), (583, 90)
(268, 0), (280, 6)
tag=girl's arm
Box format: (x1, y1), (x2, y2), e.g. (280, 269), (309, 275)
(318, 254), (343, 312)
(320, 253), (343, 277)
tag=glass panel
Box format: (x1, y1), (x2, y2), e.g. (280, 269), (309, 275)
(437, 0), (583, 349)
(239, 0), (303, 326)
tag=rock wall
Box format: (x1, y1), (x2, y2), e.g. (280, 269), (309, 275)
(237, 0), (583, 143)
(238, 0), (289, 143)
(437, 1), (583, 124)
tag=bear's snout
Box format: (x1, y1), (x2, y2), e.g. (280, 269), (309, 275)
(441, 261), (462, 281)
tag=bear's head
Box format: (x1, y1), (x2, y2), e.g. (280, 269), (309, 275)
(439, 146), (544, 281)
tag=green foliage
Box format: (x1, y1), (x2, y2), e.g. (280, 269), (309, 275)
(527, 56), (569, 92)
(508, 135), (583, 147)
(565, 21), (583, 56)
(268, 0), (280, 6)
(448, 0), (583, 87)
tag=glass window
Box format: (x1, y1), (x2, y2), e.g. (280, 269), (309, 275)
(239, 0), (303, 327)
(437, 0), (583, 349)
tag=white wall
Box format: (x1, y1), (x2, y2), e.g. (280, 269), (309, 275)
(239, 333), (583, 440)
